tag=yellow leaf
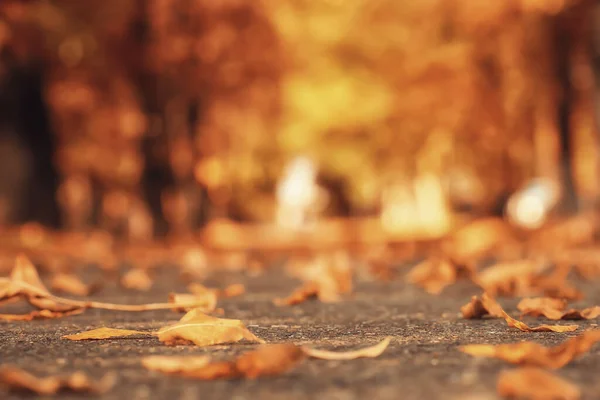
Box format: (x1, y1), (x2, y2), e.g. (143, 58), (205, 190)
(63, 327), (147, 341)
(302, 337), (391, 360)
(157, 309), (264, 346)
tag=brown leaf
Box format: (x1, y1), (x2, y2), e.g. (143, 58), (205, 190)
(302, 337), (391, 360)
(0, 366), (116, 395)
(460, 330), (600, 368)
(475, 260), (544, 297)
(518, 298), (600, 320)
(120, 268), (153, 291)
(142, 344), (305, 380)
(0, 309), (84, 321)
(480, 293), (578, 332)
(461, 295), (504, 319)
(406, 258), (457, 295)
(51, 273), (96, 296)
(63, 327), (147, 341)
(497, 368), (580, 400)
(157, 308), (264, 346)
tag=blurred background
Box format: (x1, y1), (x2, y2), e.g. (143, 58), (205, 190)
(0, 0), (599, 248)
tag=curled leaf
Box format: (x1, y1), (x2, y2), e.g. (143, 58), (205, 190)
(274, 282), (319, 306)
(518, 298), (600, 320)
(168, 292), (217, 313)
(497, 368), (580, 400)
(0, 366), (116, 395)
(460, 330), (600, 369)
(461, 295), (504, 319)
(480, 293), (578, 332)
(302, 337), (391, 360)
(63, 327), (147, 341)
(157, 308), (264, 346)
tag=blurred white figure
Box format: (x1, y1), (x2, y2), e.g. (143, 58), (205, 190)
(276, 156), (320, 230)
(506, 178), (560, 230)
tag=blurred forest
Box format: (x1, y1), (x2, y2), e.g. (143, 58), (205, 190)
(0, 0), (599, 240)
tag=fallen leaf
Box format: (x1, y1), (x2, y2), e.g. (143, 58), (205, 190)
(157, 308), (264, 346)
(480, 293), (578, 332)
(0, 366), (116, 395)
(461, 295), (504, 319)
(169, 292), (217, 313)
(497, 368), (580, 400)
(475, 260), (545, 297)
(63, 327), (147, 341)
(302, 337), (391, 360)
(406, 258), (457, 295)
(460, 330), (600, 368)
(518, 298), (600, 320)
(120, 268), (153, 291)
(0, 309), (84, 321)
(142, 344), (305, 380)
(51, 273), (96, 296)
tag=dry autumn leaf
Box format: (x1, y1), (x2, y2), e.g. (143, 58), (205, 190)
(460, 330), (600, 368)
(475, 260), (545, 297)
(0, 366), (116, 395)
(141, 355), (212, 374)
(302, 337), (392, 360)
(518, 297), (600, 320)
(274, 282), (319, 306)
(120, 268), (153, 291)
(497, 368), (580, 400)
(220, 283), (245, 298)
(479, 293), (578, 332)
(461, 295), (504, 319)
(63, 327), (147, 341)
(406, 258), (457, 295)
(157, 308), (264, 346)
(51, 273), (96, 296)
(0, 255), (214, 313)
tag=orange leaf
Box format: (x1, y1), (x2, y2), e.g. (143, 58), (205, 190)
(157, 308), (264, 346)
(0, 366), (116, 395)
(406, 258), (457, 295)
(168, 291), (217, 313)
(518, 298), (600, 320)
(120, 268), (153, 291)
(0, 309), (84, 321)
(63, 327), (148, 341)
(460, 330), (600, 369)
(51, 273), (96, 296)
(481, 293), (578, 332)
(302, 337), (391, 360)
(497, 368), (580, 400)
(461, 295), (504, 319)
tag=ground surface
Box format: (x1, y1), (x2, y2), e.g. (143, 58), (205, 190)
(1, 267), (600, 400)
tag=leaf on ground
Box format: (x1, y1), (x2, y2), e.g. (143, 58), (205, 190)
(168, 292), (217, 313)
(51, 273), (97, 296)
(518, 298), (600, 320)
(276, 252), (353, 305)
(157, 308), (264, 346)
(0, 366), (116, 395)
(480, 293), (578, 332)
(220, 283), (245, 298)
(460, 330), (600, 368)
(497, 368), (580, 400)
(406, 258), (457, 295)
(143, 344), (304, 380)
(120, 268), (153, 291)
(63, 327), (148, 341)
(461, 295), (504, 319)
(0, 309), (84, 321)
(474, 260), (544, 297)
(302, 337), (391, 360)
